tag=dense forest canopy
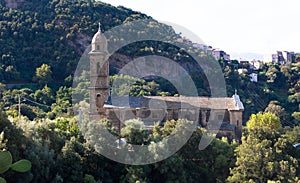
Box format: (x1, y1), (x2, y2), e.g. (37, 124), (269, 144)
(0, 0), (151, 82)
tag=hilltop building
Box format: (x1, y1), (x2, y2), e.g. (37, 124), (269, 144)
(264, 51), (295, 64)
(249, 73), (258, 83)
(238, 58), (249, 65)
(89, 24), (244, 140)
(249, 59), (261, 70)
(210, 48), (230, 61)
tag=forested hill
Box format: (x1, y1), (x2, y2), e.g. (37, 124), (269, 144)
(0, 0), (213, 95)
(1, 0), (300, 125)
(0, 0), (154, 82)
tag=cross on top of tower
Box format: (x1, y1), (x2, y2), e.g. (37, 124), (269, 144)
(98, 22), (101, 32)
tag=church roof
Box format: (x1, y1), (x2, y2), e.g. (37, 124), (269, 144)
(105, 95), (244, 111)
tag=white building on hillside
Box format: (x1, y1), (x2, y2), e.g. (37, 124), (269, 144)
(249, 73), (258, 82)
(249, 59), (261, 70)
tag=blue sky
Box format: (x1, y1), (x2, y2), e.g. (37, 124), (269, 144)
(101, 0), (300, 60)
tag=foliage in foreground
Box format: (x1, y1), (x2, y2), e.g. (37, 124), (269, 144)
(0, 149), (32, 183)
(228, 112), (300, 182)
(1, 107), (300, 182)
(246, 112), (281, 130)
(0, 112), (236, 183)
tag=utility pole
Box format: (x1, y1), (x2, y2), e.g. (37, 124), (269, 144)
(18, 95), (21, 119)
(78, 108), (82, 127)
(117, 109), (123, 149)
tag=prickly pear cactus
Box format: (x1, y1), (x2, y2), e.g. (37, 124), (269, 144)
(0, 151), (12, 174)
(11, 159), (32, 172)
(0, 177), (6, 183)
(0, 150), (31, 183)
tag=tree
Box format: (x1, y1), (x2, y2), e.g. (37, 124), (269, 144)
(292, 112), (300, 125)
(57, 137), (84, 183)
(296, 54), (300, 62)
(246, 112), (281, 130)
(153, 121), (235, 183)
(55, 117), (79, 137)
(120, 165), (151, 183)
(150, 154), (187, 183)
(265, 65), (280, 84)
(34, 85), (55, 106)
(121, 119), (149, 145)
(33, 64), (53, 85)
(288, 92), (300, 103)
(19, 104), (37, 120)
(264, 101), (288, 125)
(52, 86), (72, 116)
(227, 128), (299, 182)
(4, 65), (20, 82)
(0, 83), (6, 93)
(294, 80), (300, 93)
(178, 128), (235, 183)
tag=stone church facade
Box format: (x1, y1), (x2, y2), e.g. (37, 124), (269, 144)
(89, 24), (244, 140)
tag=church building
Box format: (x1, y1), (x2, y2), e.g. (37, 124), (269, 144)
(89, 24), (244, 140)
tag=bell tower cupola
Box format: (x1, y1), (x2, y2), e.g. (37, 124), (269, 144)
(91, 22), (108, 52)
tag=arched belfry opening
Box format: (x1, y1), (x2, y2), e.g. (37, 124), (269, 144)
(96, 93), (102, 111)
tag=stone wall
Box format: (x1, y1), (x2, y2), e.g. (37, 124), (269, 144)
(102, 107), (241, 138)
(229, 110), (243, 139)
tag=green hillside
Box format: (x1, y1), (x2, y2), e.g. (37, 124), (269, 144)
(1, 0), (300, 125)
(0, 0), (151, 82)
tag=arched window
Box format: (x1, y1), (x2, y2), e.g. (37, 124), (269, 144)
(96, 93), (102, 108)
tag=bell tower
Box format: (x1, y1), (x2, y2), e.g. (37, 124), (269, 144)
(89, 23), (109, 121)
